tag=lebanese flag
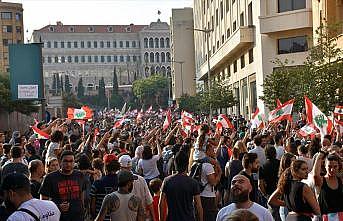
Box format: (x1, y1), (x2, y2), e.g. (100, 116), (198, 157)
(114, 117), (125, 128)
(268, 99), (294, 123)
(334, 105), (343, 116)
(304, 96), (333, 136)
(31, 125), (50, 139)
(67, 106), (93, 120)
(181, 111), (195, 123)
(298, 124), (317, 137)
(334, 119), (343, 135)
(216, 114), (235, 133)
(251, 107), (265, 129)
(276, 99), (283, 108)
(162, 110), (172, 131)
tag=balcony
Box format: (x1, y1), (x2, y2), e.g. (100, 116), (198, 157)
(259, 8), (312, 34)
(199, 26), (254, 80)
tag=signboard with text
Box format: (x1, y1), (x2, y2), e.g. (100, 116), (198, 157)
(9, 43), (44, 100)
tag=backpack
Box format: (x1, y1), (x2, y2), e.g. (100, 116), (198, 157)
(189, 161), (207, 192)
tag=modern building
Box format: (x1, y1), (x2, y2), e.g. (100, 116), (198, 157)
(193, 0), (313, 117)
(170, 8), (196, 100)
(32, 20), (171, 96)
(0, 0), (23, 73)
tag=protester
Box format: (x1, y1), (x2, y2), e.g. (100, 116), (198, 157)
(1, 145), (29, 181)
(28, 159), (45, 199)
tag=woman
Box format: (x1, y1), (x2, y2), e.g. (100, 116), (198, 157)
(138, 143), (162, 184)
(45, 157), (60, 174)
(268, 160), (321, 221)
(234, 140), (248, 161)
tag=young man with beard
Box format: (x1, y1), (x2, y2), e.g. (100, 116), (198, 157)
(239, 153), (259, 203)
(95, 170), (145, 221)
(216, 175), (273, 221)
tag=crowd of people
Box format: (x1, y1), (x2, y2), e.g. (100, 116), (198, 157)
(0, 107), (341, 221)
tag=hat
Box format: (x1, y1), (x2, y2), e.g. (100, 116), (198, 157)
(117, 170), (138, 185)
(118, 155), (132, 167)
(1, 173), (30, 191)
(103, 154), (118, 164)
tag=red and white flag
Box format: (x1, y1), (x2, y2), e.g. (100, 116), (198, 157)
(180, 120), (193, 138)
(216, 114), (235, 135)
(269, 99), (294, 123)
(304, 96), (333, 137)
(276, 99), (282, 108)
(251, 107), (265, 129)
(298, 124), (317, 137)
(334, 105), (343, 116)
(334, 119), (343, 135)
(31, 125), (50, 139)
(181, 111), (195, 123)
(162, 110), (172, 131)
(114, 117), (126, 128)
(67, 106), (93, 120)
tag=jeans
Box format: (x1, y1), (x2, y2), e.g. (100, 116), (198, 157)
(280, 206), (289, 221)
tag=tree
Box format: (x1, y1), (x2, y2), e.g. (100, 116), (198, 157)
(64, 75), (71, 94)
(112, 67), (119, 95)
(98, 77), (106, 107)
(261, 24), (343, 114)
(77, 77), (84, 99)
(178, 94), (202, 113)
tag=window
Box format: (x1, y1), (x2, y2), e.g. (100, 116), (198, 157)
(222, 35), (225, 44)
(2, 39), (8, 46)
(132, 41), (136, 48)
(16, 26), (21, 33)
(133, 55), (137, 62)
(101, 56), (105, 63)
(107, 26), (113, 32)
(100, 41), (104, 48)
(1, 12), (12, 19)
(87, 56), (91, 63)
(166, 52), (171, 62)
(150, 52), (154, 62)
(107, 41), (111, 48)
(127, 55), (130, 62)
(75, 56), (79, 63)
(81, 56), (85, 63)
(47, 41), (51, 48)
(67, 56), (72, 63)
(69, 27), (74, 32)
(144, 53), (149, 62)
(233, 60), (237, 72)
(155, 53), (160, 63)
(49, 26), (54, 32)
(227, 28), (230, 39)
(67, 42), (71, 48)
(149, 38), (154, 48)
(107, 56), (111, 62)
(160, 38), (165, 48)
(74, 41), (78, 48)
(249, 48), (254, 63)
(120, 56), (124, 62)
(211, 16), (214, 29)
(217, 41), (220, 49)
(161, 52), (165, 62)
(278, 36), (308, 54)
(166, 38), (170, 48)
(155, 38), (159, 48)
(220, 1), (223, 20)
(240, 13), (244, 26)
(113, 41), (117, 48)
(226, 0), (229, 12)
(81, 41), (84, 48)
(94, 41), (98, 48)
(248, 2), (253, 26)
(233, 21), (237, 32)
(232, 0), (235, 4)
(126, 41), (130, 48)
(48, 57), (52, 63)
(87, 41), (91, 48)
(54, 41), (58, 48)
(94, 56), (98, 62)
(227, 65), (231, 78)
(216, 9), (219, 26)
(120, 41), (123, 48)
(241, 55), (245, 68)
(144, 38), (148, 48)
(278, 0), (306, 13)
(61, 42), (65, 48)
(113, 55), (118, 62)
(61, 56), (65, 63)
(88, 26), (94, 32)
(15, 12), (21, 20)
(54, 56), (58, 63)
(2, 25), (12, 33)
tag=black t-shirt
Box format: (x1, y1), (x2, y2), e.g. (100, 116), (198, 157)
(161, 173), (200, 221)
(259, 159), (280, 195)
(30, 180), (41, 199)
(39, 170), (87, 221)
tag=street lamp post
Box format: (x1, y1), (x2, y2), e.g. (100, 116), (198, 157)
(192, 28), (213, 119)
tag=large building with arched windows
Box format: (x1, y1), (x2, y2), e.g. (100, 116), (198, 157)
(32, 19), (170, 96)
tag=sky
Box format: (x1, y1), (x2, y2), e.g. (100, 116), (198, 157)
(8, 0), (193, 41)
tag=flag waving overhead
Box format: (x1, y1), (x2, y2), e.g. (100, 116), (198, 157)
(114, 117), (125, 128)
(31, 125), (50, 139)
(217, 114), (235, 129)
(163, 110), (172, 131)
(268, 99), (294, 123)
(334, 105), (343, 116)
(251, 107), (265, 129)
(67, 106), (93, 120)
(181, 111), (195, 123)
(304, 96), (333, 137)
(298, 124), (317, 137)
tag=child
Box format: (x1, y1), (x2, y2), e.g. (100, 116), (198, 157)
(149, 178), (164, 221)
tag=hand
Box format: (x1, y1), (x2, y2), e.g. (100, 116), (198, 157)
(59, 202), (70, 212)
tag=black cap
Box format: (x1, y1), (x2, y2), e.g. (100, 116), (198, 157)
(1, 173), (30, 191)
(118, 170), (138, 186)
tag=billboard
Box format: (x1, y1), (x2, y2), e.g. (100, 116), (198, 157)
(9, 43), (44, 100)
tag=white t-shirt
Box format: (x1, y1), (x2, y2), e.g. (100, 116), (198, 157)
(7, 198), (60, 221)
(216, 202), (273, 221)
(138, 155), (160, 180)
(200, 162), (216, 198)
(275, 145), (285, 160)
(46, 142), (59, 161)
(132, 174), (153, 207)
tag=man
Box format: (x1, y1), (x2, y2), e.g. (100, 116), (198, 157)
(216, 175), (273, 221)
(40, 150), (88, 221)
(90, 154), (120, 220)
(1, 146), (29, 181)
(118, 154), (156, 221)
(239, 153), (259, 203)
(248, 135), (266, 165)
(274, 132), (284, 160)
(95, 170), (145, 221)
(28, 159), (45, 199)
(159, 150), (203, 221)
(2, 173), (60, 221)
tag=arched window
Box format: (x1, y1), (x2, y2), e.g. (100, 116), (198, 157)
(166, 52), (171, 62)
(166, 38), (170, 48)
(155, 52), (160, 63)
(167, 66), (171, 75)
(161, 52), (165, 62)
(144, 38), (148, 48)
(145, 67), (150, 76)
(150, 52), (154, 63)
(160, 38), (165, 48)
(155, 38), (159, 48)
(149, 38), (154, 48)
(150, 66), (155, 75)
(67, 56), (72, 63)
(144, 52), (149, 62)
(161, 66), (166, 75)
(156, 66), (160, 74)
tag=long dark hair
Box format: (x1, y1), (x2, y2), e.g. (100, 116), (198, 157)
(277, 160), (306, 194)
(278, 152), (295, 177)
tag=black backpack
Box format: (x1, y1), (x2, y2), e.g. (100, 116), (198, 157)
(189, 161), (207, 192)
